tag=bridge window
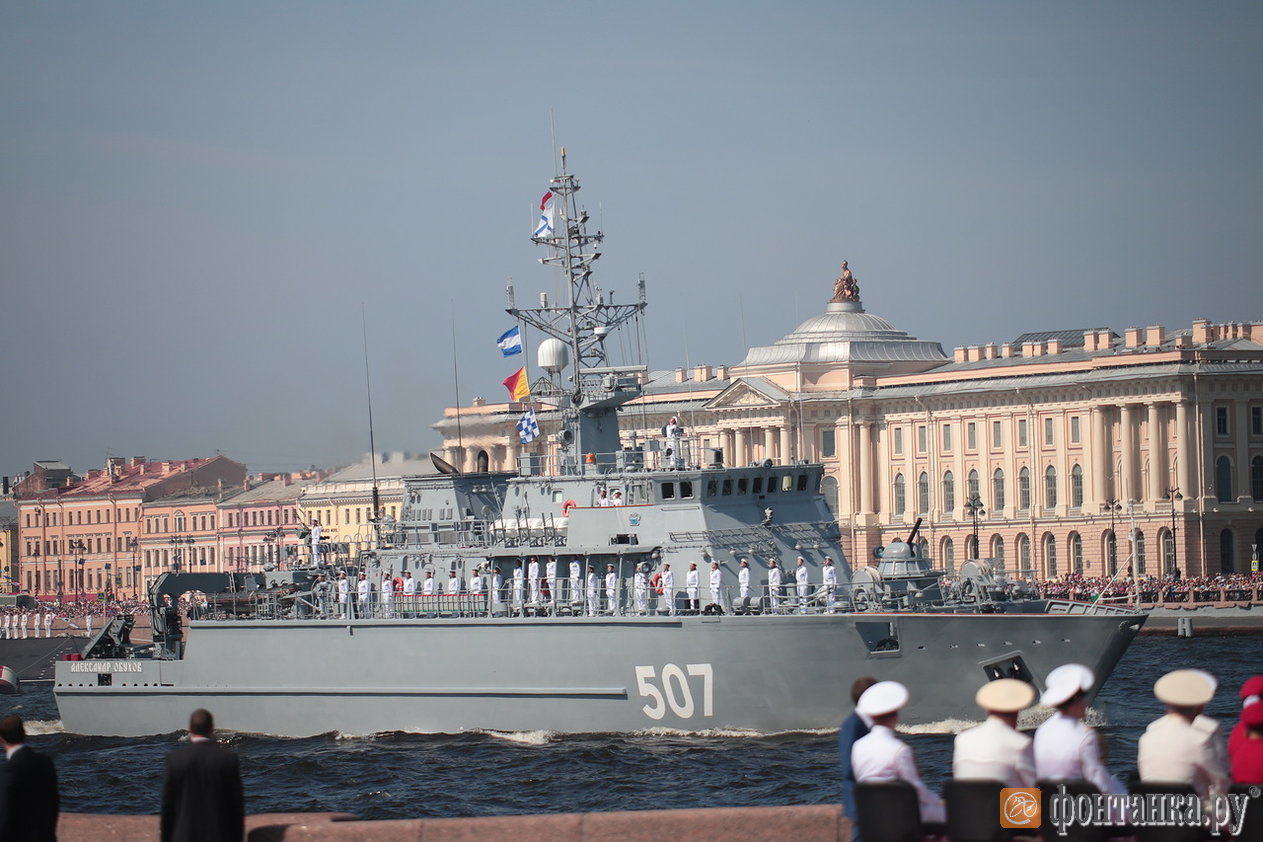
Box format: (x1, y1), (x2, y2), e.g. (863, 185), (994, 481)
(737, 477), (748, 494)
(797, 473), (808, 492)
(721, 479), (732, 496)
(766, 475), (777, 493)
(782, 474), (794, 493)
(707, 479), (718, 497)
(660, 483), (676, 500)
(752, 477), (763, 494)
(679, 481), (694, 499)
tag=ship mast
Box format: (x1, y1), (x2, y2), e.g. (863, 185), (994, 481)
(507, 150), (647, 475)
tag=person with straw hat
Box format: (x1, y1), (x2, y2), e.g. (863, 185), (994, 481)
(953, 678), (1037, 786)
(1137, 669), (1229, 802)
(851, 681), (946, 823)
(1033, 663), (1125, 796)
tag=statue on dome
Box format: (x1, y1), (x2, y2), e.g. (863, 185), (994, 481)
(830, 260), (860, 303)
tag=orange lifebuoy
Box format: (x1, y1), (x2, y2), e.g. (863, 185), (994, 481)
(651, 571), (664, 595)
(562, 499), (577, 515)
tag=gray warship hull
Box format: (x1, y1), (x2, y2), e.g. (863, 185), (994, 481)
(55, 606), (1143, 737)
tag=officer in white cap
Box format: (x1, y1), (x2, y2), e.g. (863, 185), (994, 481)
(953, 678), (1037, 786)
(1138, 669), (1230, 802)
(851, 681), (946, 823)
(1033, 664), (1125, 796)
(1187, 669), (1230, 776)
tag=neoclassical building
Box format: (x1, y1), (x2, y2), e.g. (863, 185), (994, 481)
(434, 269), (1263, 579)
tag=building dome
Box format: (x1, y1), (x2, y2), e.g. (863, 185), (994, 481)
(737, 300), (949, 369)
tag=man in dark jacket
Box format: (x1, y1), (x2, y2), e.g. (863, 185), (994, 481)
(0, 714), (59, 842)
(160, 709), (244, 842)
(839, 676), (877, 842)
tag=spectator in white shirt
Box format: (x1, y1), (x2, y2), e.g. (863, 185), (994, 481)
(1033, 663), (1125, 795)
(851, 681), (945, 823)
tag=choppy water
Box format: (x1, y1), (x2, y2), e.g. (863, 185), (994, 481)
(5, 635), (1260, 820)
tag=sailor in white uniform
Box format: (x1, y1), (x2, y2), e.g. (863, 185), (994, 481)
(528, 557), (541, 605)
(794, 557), (809, 613)
(610, 490), (625, 506)
(1033, 664), (1126, 796)
(664, 416), (682, 469)
(355, 573), (371, 618)
(402, 571), (417, 618)
(2, 610), (9, 639)
(585, 566), (599, 617)
(852, 681), (946, 824)
(605, 564), (618, 615)
(569, 559), (582, 606)
(469, 568), (484, 596)
(634, 564), (649, 614)
(661, 564), (676, 616)
(491, 567), (504, 614)
(953, 679), (1037, 786)
(43, 607), (54, 638)
(512, 563), (524, 612)
(337, 573), (350, 619)
(1138, 669), (1230, 803)
(423, 570), (436, 596)
(380, 573), (394, 618)
(709, 561), (722, 611)
(445, 569), (462, 594)
(767, 560), (782, 613)
(685, 563), (700, 613)
(738, 559), (751, 600)
(596, 489), (612, 507)
(822, 557), (838, 612)
(545, 558), (558, 608)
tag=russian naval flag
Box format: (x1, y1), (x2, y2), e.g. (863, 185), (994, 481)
(532, 191), (555, 238)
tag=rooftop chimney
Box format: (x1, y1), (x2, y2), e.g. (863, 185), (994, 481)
(1146, 325), (1166, 347)
(1124, 327), (1143, 348)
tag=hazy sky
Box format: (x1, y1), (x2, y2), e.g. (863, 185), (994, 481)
(3, 2), (1260, 477)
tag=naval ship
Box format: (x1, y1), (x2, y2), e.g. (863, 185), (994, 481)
(54, 159), (1146, 737)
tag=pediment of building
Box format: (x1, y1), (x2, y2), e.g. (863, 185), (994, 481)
(704, 378), (786, 411)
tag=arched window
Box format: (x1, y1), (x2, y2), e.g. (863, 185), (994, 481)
(476, 450), (490, 473)
(1216, 456), (1233, 502)
(968, 469), (980, 499)
(1018, 467), (1031, 510)
(893, 473), (906, 516)
(941, 537), (956, 575)
(822, 475), (839, 517)
(1252, 456), (1263, 502)
(1045, 466), (1058, 508)
(964, 533), (977, 561)
(1044, 533), (1058, 578)
(917, 472), (930, 515)
(1017, 533), (1031, 575)
(1220, 528), (1236, 574)
(1105, 530), (1117, 576)
(1070, 532), (1083, 574)
(1071, 464), (1084, 508)
(991, 534), (1005, 568)
(942, 471), (956, 514)
(993, 468), (1006, 511)
(1134, 531), (1146, 576)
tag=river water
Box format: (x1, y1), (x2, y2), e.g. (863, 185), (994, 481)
(5, 634), (1259, 820)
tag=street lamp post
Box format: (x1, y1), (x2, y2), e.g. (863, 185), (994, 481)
(262, 528), (285, 570)
(67, 538), (88, 603)
(1164, 487), (1182, 577)
(963, 493), (985, 559)
(1101, 498), (1122, 575)
(169, 535), (194, 574)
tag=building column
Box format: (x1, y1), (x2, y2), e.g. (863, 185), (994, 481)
(1090, 406), (1106, 507)
(839, 422), (856, 517)
(1175, 400), (1194, 497)
(1119, 404), (1136, 503)
(733, 427), (747, 467)
(763, 427), (776, 465)
(779, 426), (792, 466)
(1146, 403), (1165, 505)
(1236, 402), (1250, 501)
(858, 421), (874, 515)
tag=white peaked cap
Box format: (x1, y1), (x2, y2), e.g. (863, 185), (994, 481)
(976, 679), (1036, 713)
(1187, 669), (1218, 694)
(1154, 670), (1216, 706)
(1040, 663), (1095, 707)
(856, 681), (910, 717)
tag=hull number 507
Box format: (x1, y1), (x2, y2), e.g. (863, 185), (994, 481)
(634, 664), (714, 720)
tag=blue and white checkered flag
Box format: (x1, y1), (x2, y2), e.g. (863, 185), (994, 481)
(516, 408), (539, 444)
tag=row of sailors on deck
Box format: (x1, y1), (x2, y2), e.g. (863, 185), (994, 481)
(315, 555), (843, 618)
(0, 608), (56, 639)
(841, 667), (1263, 834)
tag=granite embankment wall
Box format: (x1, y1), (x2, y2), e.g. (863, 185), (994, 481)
(61, 805), (853, 841)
